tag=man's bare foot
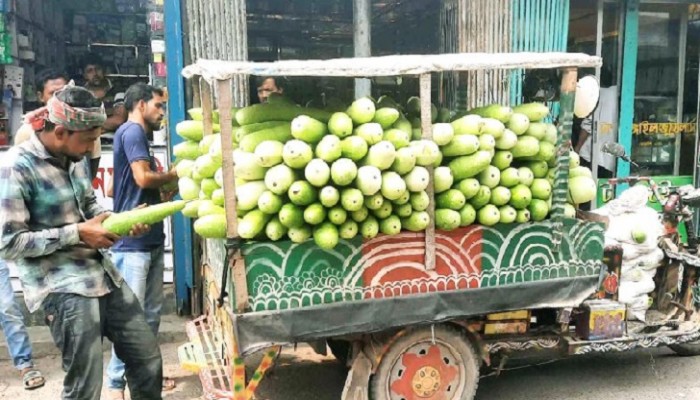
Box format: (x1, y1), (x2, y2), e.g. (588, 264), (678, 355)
(163, 377), (176, 391)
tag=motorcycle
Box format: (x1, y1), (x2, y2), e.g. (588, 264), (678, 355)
(602, 143), (700, 355)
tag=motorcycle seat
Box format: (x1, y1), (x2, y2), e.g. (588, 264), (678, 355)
(679, 186), (700, 207)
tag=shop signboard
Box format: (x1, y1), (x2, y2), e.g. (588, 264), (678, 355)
(632, 122), (696, 136)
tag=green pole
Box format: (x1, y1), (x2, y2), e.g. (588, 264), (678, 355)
(551, 67), (578, 251)
(616, 0), (640, 193)
(552, 67), (578, 220)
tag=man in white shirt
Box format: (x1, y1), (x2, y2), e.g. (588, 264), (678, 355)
(574, 85), (618, 179)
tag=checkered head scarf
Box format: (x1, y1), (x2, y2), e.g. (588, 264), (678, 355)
(23, 81), (106, 132)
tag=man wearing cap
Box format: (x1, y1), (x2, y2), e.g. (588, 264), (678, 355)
(14, 69), (106, 180)
(0, 69), (67, 391)
(0, 85), (163, 399)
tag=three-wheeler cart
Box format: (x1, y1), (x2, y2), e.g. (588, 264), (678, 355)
(177, 51), (700, 400)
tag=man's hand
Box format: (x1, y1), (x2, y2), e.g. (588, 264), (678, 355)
(161, 169), (179, 201)
(160, 188), (178, 202)
(78, 213), (120, 249)
(129, 223), (151, 237)
(127, 204), (151, 237)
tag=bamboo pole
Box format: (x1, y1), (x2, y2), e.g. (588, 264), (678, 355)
(420, 73), (436, 271)
(182, 53), (601, 81)
(217, 79), (249, 312)
(192, 76), (202, 108)
(201, 80), (213, 137)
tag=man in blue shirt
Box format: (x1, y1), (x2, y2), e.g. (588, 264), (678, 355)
(107, 83), (177, 399)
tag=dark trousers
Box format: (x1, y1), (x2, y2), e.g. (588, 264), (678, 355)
(42, 284), (163, 400)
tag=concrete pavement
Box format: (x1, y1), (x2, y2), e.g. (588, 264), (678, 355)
(250, 346), (700, 400)
(0, 314), (188, 360)
(3, 326), (700, 399)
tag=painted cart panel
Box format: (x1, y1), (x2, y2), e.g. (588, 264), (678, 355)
(240, 218), (604, 312)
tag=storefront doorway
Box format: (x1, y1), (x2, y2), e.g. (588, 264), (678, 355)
(631, 3), (691, 177)
(570, 1), (700, 189)
(569, 0), (623, 181)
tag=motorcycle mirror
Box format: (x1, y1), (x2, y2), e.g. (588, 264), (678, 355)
(602, 142), (637, 167)
(602, 142), (626, 158)
(574, 75), (600, 118)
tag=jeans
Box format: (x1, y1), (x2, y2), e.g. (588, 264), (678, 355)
(107, 247), (165, 390)
(0, 259), (33, 371)
(43, 283), (163, 400)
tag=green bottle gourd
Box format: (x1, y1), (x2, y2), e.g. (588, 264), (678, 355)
(102, 200), (187, 236)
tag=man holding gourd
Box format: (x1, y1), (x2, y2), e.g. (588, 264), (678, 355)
(0, 85), (164, 399)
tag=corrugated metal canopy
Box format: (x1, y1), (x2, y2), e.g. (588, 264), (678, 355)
(182, 52), (602, 82)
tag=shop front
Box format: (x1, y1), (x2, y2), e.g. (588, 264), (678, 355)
(569, 0), (700, 208)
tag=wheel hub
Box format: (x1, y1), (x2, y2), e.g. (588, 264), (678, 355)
(389, 343), (460, 400)
(411, 366), (441, 397)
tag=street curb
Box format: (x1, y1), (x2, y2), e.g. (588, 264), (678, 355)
(0, 315), (190, 360)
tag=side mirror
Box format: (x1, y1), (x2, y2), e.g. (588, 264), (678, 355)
(602, 142), (626, 158)
(602, 142), (637, 167)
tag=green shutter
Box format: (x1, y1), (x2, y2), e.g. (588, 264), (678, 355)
(510, 0), (570, 109)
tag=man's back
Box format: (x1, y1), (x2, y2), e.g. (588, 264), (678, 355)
(112, 121), (163, 251)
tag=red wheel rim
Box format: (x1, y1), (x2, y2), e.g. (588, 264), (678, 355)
(386, 340), (464, 400)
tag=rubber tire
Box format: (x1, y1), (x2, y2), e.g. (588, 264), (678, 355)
(669, 341), (700, 356)
(370, 325), (480, 400)
(328, 339), (351, 366)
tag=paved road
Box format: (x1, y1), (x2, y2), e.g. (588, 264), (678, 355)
(2, 342), (699, 399)
(0, 342), (202, 399)
(252, 346), (700, 400)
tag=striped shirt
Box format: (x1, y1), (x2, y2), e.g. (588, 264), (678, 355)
(0, 134), (121, 312)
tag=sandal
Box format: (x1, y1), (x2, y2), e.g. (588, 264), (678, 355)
(163, 377), (176, 391)
(21, 368), (45, 390)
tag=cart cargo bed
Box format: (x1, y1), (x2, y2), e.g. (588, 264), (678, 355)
(207, 218), (604, 355)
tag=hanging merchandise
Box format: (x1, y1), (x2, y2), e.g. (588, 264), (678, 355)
(0, 12), (9, 65)
(147, 0), (166, 87)
(115, 0), (149, 13)
(3, 66), (23, 100)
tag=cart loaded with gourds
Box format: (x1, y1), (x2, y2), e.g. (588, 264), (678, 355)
(176, 52), (700, 400)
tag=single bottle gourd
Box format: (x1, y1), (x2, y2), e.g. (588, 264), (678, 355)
(102, 201), (186, 236)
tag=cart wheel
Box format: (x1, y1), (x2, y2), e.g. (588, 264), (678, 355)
(669, 309), (700, 356)
(669, 340), (700, 356)
(370, 325), (480, 400)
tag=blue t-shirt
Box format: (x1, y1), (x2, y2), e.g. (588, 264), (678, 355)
(112, 121), (164, 252)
